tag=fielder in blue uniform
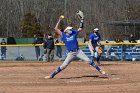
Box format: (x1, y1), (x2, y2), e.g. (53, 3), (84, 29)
(45, 15), (108, 79)
(88, 28), (102, 65)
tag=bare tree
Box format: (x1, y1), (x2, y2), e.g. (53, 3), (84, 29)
(0, 0), (139, 39)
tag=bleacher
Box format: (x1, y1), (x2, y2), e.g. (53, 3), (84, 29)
(82, 45), (140, 61)
(110, 45), (140, 60)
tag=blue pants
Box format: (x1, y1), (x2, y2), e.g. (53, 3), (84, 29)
(35, 46), (40, 60)
(56, 46), (62, 58)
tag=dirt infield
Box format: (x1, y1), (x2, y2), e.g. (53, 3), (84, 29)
(0, 61), (140, 93)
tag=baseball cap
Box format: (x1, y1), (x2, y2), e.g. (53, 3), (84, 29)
(94, 28), (99, 31)
(64, 26), (73, 32)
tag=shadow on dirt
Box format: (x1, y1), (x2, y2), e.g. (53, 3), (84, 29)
(59, 75), (109, 79)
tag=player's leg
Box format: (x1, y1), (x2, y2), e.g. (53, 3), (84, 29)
(4, 51), (6, 59)
(56, 46), (59, 57)
(77, 49), (91, 62)
(50, 49), (54, 62)
(35, 46), (40, 60)
(46, 48), (51, 62)
(95, 46), (101, 65)
(76, 49), (98, 69)
(76, 49), (107, 76)
(45, 52), (75, 79)
(1, 51), (4, 60)
(59, 46), (62, 58)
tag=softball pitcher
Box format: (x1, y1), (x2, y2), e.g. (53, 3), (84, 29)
(88, 28), (102, 65)
(45, 11), (108, 79)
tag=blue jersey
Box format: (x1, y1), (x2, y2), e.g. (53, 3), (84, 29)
(62, 30), (79, 52)
(89, 33), (101, 45)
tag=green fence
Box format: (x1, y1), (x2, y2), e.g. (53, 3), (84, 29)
(15, 38), (35, 44)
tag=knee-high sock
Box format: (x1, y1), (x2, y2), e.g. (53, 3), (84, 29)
(89, 56), (101, 72)
(51, 67), (62, 78)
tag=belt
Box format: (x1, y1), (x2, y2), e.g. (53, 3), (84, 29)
(69, 49), (79, 52)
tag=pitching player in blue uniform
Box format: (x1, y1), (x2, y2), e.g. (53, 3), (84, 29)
(88, 28), (102, 65)
(45, 11), (108, 79)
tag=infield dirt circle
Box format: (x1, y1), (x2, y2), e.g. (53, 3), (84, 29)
(0, 61), (140, 93)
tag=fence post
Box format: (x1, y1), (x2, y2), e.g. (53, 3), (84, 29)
(120, 45), (123, 61)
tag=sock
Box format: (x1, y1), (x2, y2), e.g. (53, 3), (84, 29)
(51, 67), (62, 78)
(89, 61), (101, 72)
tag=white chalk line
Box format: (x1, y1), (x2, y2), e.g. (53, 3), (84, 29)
(67, 77), (121, 83)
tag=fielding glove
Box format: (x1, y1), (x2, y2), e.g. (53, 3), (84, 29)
(76, 10), (84, 19)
